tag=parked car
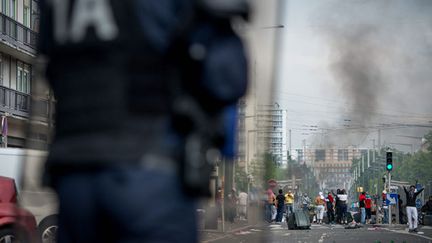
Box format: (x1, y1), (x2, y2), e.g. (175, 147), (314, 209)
(0, 176), (37, 242)
(0, 149), (58, 243)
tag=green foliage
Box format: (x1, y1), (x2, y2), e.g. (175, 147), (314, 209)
(391, 130), (432, 186)
(425, 131), (432, 152)
(263, 152), (278, 187)
(235, 164), (248, 192)
(275, 166), (289, 180)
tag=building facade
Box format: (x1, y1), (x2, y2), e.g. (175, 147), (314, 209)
(0, 0), (50, 149)
(299, 146), (367, 191)
(236, 102), (287, 181)
(255, 103), (287, 165)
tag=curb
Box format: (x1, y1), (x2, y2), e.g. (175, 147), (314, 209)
(201, 224), (260, 243)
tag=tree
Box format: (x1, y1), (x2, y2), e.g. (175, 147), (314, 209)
(424, 130), (432, 152)
(263, 152), (278, 187)
(391, 130), (432, 186)
(235, 164), (248, 192)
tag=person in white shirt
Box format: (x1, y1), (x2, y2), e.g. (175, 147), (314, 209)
(238, 191), (248, 220)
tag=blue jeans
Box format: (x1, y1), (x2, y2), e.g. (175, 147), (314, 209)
(54, 165), (197, 243)
(265, 202), (272, 222)
(340, 203), (347, 222)
(285, 204), (293, 215)
(276, 205), (284, 222)
(360, 207), (366, 224)
(383, 207), (389, 224)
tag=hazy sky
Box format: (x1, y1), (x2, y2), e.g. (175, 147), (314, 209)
(275, 0), (432, 151)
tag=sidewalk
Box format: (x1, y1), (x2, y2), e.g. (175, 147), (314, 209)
(199, 205), (262, 242)
(199, 219), (257, 242)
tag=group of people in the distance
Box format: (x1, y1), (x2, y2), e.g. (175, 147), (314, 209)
(325, 189), (349, 224)
(300, 189), (350, 224)
(300, 190), (349, 224)
(266, 188), (350, 225)
(359, 184), (430, 233)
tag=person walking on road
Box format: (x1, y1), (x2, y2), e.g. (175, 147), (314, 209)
(365, 192), (372, 224)
(315, 192), (326, 224)
(359, 192), (366, 224)
(326, 192), (335, 224)
(228, 188), (238, 223)
(335, 189), (348, 224)
(398, 194), (405, 224)
(276, 189), (285, 222)
(285, 190), (295, 216)
(333, 189), (341, 223)
(266, 188), (277, 223)
(238, 191), (248, 221)
(404, 185), (424, 232)
(302, 193), (311, 212)
(382, 190), (389, 224)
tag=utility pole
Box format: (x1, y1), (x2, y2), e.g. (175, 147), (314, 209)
(378, 129), (381, 155)
(388, 171), (392, 225)
(289, 129), (291, 162)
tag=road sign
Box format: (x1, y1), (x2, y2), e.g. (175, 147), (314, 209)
(386, 193), (398, 205)
(416, 198), (422, 209)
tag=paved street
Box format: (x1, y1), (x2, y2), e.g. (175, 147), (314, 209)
(204, 223), (432, 243)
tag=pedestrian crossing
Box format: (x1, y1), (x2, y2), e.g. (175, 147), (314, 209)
(233, 223), (354, 238)
(267, 223), (346, 231)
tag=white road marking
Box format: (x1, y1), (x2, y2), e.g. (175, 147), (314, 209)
(250, 229), (262, 232)
(383, 227), (432, 241)
(318, 232), (326, 243)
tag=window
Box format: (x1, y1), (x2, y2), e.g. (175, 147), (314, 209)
(31, 0), (39, 31)
(338, 149), (349, 161)
(23, 0), (30, 27)
(1, 0), (9, 16)
(10, 0), (16, 19)
(17, 61), (31, 94)
(315, 149), (326, 161)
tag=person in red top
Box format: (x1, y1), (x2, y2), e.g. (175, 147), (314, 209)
(365, 192), (372, 224)
(359, 192), (366, 224)
(326, 192), (335, 224)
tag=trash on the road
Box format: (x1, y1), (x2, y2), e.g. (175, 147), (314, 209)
(417, 231), (424, 235)
(344, 223), (362, 229)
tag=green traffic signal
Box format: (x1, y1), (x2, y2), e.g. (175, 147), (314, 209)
(386, 152), (393, 171)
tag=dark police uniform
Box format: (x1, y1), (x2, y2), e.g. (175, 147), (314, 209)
(38, 0), (247, 242)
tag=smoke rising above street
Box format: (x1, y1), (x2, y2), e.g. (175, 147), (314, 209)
(307, 0), (432, 148)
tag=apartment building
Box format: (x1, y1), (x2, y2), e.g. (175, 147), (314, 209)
(301, 147), (367, 191)
(0, 0), (49, 149)
(256, 104), (287, 165)
(235, 102), (288, 181)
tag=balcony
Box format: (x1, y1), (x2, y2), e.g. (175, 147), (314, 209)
(0, 85), (30, 117)
(0, 13), (37, 57)
(0, 85), (53, 122)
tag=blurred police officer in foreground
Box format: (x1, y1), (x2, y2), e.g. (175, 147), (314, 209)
(38, 0), (248, 242)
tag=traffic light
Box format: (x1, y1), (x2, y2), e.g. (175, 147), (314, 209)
(386, 152), (393, 171)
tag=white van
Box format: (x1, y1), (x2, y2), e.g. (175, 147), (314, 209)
(0, 148), (58, 243)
